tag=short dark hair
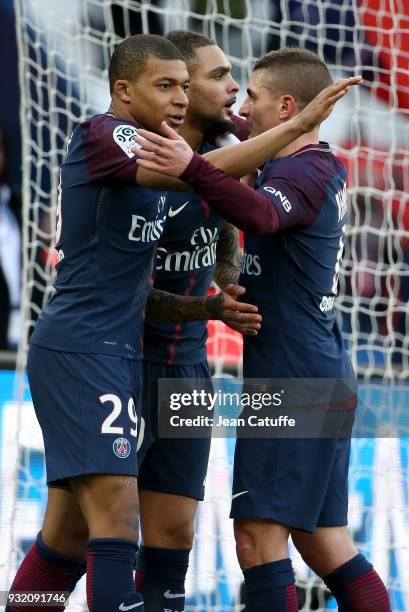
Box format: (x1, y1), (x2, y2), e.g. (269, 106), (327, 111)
(254, 47), (332, 109)
(165, 30), (216, 71)
(108, 34), (184, 93)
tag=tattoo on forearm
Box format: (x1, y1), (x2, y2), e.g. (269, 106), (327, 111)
(145, 288), (218, 323)
(214, 223), (243, 288)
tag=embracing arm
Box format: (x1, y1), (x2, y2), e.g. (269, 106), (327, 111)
(145, 288), (216, 323)
(134, 76), (362, 188)
(135, 117), (302, 189)
(145, 287), (261, 335)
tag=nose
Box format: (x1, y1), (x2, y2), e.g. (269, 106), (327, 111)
(174, 87), (189, 108)
(239, 97), (250, 117)
(229, 75), (240, 95)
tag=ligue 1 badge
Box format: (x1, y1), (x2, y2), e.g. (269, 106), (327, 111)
(113, 437), (131, 459)
(113, 124), (140, 158)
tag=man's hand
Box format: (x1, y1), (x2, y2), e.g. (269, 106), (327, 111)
(295, 75), (362, 133)
(207, 284), (262, 336)
(132, 121), (193, 176)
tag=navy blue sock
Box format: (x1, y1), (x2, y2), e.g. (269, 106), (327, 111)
(135, 546), (189, 612)
(243, 559), (298, 612)
(324, 553), (391, 611)
(87, 538), (144, 612)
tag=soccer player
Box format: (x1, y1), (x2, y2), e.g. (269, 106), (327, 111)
(134, 50), (390, 611)
(7, 34), (356, 612)
(5, 35), (254, 612)
(135, 31), (248, 612)
(230, 49), (390, 612)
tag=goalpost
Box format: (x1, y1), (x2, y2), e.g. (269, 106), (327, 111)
(5, 0), (409, 609)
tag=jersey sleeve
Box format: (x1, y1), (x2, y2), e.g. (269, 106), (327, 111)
(83, 116), (142, 185)
(257, 158), (324, 231)
(231, 114), (250, 142)
(180, 152), (279, 235)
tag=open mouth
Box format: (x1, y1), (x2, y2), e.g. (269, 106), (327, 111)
(167, 115), (185, 127)
(224, 99), (236, 116)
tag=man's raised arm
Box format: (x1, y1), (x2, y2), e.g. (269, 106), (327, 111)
(134, 76), (361, 186)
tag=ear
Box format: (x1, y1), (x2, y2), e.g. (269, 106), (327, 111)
(113, 80), (131, 103)
(279, 94), (298, 120)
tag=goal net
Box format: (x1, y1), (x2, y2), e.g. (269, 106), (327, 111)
(4, 0), (409, 609)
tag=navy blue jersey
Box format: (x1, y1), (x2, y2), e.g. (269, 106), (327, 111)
(240, 143), (355, 379)
(32, 113), (168, 360)
(143, 142), (225, 365)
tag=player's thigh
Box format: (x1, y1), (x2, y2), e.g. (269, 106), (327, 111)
(42, 486), (88, 559)
(71, 474), (139, 542)
(139, 490), (198, 549)
(27, 345), (142, 485)
(234, 518), (289, 569)
(291, 525), (357, 577)
(138, 360), (211, 501)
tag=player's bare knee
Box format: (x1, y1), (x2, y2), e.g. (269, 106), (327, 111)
(90, 506), (139, 541)
(140, 491), (197, 549)
(234, 519), (289, 568)
(235, 541), (257, 569)
(291, 527), (357, 577)
(72, 474), (139, 541)
(291, 532), (322, 571)
(95, 493), (139, 540)
(143, 516), (194, 549)
(163, 521), (194, 549)
(234, 521), (263, 567)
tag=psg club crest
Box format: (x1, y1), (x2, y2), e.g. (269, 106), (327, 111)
(113, 437), (131, 459)
(113, 124), (141, 158)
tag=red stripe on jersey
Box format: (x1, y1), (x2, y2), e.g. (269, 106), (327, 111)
(167, 273), (197, 366)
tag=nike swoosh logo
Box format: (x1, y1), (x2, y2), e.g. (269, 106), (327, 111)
(168, 201), (189, 217)
(164, 590), (185, 599)
(118, 602), (143, 610)
(232, 490), (248, 501)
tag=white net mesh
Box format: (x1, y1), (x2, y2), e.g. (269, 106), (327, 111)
(5, 0), (409, 609)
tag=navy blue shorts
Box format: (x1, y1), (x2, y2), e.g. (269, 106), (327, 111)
(230, 436), (351, 533)
(138, 360), (212, 500)
(27, 344), (142, 487)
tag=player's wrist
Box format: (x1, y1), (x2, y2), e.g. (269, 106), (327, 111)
(205, 293), (224, 320)
(288, 115), (308, 136)
(179, 151), (207, 181)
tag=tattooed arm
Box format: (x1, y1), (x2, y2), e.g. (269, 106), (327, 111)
(145, 286), (261, 335)
(145, 289), (215, 324)
(214, 223), (243, 288)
